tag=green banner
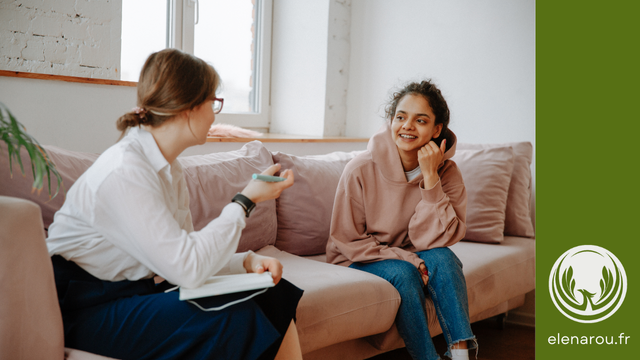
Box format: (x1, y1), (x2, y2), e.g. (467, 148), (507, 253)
(537, 1), (639, 358)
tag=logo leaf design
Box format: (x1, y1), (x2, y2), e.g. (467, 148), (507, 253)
(606, 268), (614, 294)
(550, 246), (626, 322)
(594, 263), (620, 308)
(562, 266), (577, 302)
(599, 266), (614, 299)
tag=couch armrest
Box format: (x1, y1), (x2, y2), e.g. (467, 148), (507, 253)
(0, 196), (64, 360)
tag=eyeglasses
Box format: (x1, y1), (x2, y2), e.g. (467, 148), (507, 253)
(212, 97), (224, 114)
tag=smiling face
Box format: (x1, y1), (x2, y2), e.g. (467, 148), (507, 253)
(391, 94), (443, 165)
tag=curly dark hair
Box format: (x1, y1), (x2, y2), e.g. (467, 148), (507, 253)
(384, 80), (452, 148)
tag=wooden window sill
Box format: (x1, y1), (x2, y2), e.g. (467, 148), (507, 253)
(207, 133), (369, 143)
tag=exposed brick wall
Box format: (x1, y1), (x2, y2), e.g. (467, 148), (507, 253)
(0, 0), (122, 79)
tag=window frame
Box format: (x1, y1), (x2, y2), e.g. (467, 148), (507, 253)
(168, 0), (272, 130)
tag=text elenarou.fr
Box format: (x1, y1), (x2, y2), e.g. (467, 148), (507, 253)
(548, 333), (631, 345)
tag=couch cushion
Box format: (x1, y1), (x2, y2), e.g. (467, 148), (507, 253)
(451, 236), (535, 315)
(272, 151), (363, 255)
(452, 147), (515, 243)
(179, 141), (277, 252)
(457, 142), (534, 238)
(306, 238), (535, 352)
(255, 246), (400, 354)
(0, 142), (277, 253)
(0, 145), (98, 231)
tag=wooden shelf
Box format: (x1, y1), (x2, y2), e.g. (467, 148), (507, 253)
(0, 70), (137, 87)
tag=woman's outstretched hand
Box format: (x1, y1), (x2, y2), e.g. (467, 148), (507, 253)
(240, 163), (294, 203)
(418, 139), (446, 190)
(244, 252), (283, 285)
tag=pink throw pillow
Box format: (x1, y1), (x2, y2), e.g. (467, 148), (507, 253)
(452, 147), (515, 243)
(0, 145), (98, 230)
(457, 142), (534, 238)
(272, 151), (364, 255)
(180, 141), (277, 252)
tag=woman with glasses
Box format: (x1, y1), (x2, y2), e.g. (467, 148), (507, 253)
(46, 49), (303, 360)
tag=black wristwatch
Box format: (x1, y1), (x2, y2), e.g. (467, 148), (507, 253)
(232, 193), (256, 218)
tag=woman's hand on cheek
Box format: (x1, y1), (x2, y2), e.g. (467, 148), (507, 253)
(418, 139), (446, 189)
(244, 253), (283, 284)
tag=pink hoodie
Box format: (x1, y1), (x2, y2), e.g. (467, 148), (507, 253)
(326, 124), (467, 269)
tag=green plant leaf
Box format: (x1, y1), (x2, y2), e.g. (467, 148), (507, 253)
(0, 102), (64, 199)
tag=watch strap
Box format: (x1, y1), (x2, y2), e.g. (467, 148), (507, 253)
(232, 193), (256, 218)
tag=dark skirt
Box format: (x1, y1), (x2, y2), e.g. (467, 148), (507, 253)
(51, 255), (303, 360)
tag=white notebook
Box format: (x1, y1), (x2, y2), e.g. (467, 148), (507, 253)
(179, 272), (276, 301)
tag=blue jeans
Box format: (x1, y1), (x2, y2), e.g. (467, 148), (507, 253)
(350, 248), (476, 360)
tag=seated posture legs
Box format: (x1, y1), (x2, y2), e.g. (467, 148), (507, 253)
(350, 248), (475, 360)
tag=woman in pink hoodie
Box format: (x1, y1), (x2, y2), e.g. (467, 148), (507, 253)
(326, 81), (476, 360)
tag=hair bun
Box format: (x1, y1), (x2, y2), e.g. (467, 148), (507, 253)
(116, 112), (143, 132)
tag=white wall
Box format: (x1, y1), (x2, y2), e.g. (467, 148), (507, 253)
(0, 0), (122, 79)
(346, 0), (535, 146)
(0, 76), (135, 153)
(322, 0), (352, 137)
(270, 0), (330, 136)
(0, 76), (367, 156)
(270, 0), (353, 137)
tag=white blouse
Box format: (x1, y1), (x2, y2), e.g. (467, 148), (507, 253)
(47, 127), (249, 288)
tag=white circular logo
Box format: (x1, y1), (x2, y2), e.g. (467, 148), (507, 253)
(549, 245), (627, 323)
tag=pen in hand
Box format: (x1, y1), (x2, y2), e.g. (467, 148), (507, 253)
(252, 174), (286, 182)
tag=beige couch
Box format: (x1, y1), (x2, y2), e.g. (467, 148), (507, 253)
(0, 140), (535, 360)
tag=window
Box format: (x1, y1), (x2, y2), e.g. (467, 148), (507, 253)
(194, 1), (255, 114)
(121, 0), (168, 82)
(121, 0), (272, 130)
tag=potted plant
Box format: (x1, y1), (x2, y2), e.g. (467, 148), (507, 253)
(0, 101), (63, 199)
